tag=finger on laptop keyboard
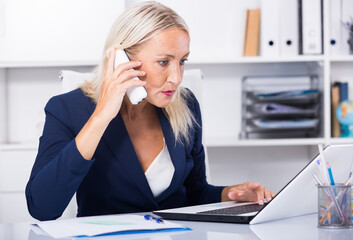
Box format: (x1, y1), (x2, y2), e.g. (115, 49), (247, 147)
(255, 186), (264, 205)
(264, 187), (272, 202)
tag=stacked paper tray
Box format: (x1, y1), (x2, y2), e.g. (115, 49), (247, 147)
(241, 75), (321, 139)
(247, 89), (320, 104)
(247, 103), (319, 119)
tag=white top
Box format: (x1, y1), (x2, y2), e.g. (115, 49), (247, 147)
(145, 139), (175, 198)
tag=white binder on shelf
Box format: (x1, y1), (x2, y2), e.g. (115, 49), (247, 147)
(260, 0), (280, 57)
(279, 0), (299, 56)
(299, 0), (323, 55)
(329, 0), (342, 56)
(0, 3), (5, 62)
(0, 3), (5, 37)
(341, 0), (353, 55)
(0, 74), (6, 143)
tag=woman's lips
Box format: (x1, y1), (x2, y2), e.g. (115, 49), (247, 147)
(162, 90), (175, 96)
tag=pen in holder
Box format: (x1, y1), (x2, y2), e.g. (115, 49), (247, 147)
(318, 184), (352, 228)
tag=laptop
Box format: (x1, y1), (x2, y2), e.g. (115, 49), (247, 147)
(154, 144), (353, 224)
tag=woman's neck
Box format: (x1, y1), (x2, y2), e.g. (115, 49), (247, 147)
(120, 96), (154, 121)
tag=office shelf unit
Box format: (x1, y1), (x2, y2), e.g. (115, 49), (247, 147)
(0, 0), (352, 222)
(2, 0), (351, 148)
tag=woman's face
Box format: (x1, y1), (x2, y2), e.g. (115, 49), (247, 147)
(132, 28), (190, 108)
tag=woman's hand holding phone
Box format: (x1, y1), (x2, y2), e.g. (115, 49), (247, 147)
(93, 48), (146, 124)
(76, 48), (146, 160)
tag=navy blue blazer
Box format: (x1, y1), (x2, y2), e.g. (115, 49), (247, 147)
(25, 88), (224, 221)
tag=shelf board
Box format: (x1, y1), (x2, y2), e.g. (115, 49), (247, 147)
(329, 55), (353, 62)
(0, 60), (99, 68)
(0, 55), (328, 68)
(328, 138), (353, 145)
(205, 137), (326, 147)
(189, 55), (325, 64)
(0, 143), (38, 151)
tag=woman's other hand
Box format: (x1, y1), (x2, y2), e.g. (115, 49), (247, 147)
(221, 182), (275, 205)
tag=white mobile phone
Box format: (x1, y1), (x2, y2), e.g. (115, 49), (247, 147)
(114, 49), (147, 104)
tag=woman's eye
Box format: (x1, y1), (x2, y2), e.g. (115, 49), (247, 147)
(158, 61), (168, 66)
(180, 59), (188, 65)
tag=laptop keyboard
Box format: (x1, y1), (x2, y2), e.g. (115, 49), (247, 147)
(196, 203), (267, 216)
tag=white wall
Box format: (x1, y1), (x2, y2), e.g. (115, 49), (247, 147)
(0, 0), (124, 62)
(127, 0), (260, 60)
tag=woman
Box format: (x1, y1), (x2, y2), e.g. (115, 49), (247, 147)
(26, 1), (274, 221)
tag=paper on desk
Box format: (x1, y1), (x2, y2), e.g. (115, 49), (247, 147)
(35, 214), (187, 239)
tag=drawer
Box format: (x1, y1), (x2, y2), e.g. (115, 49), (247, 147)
(0, 150), (36, 192)
(0, 193), (36, 223)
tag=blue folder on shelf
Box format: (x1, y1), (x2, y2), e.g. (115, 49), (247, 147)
(255, 89), (318, 99)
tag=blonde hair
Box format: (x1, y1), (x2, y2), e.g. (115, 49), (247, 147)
(81, 1), (197, 144)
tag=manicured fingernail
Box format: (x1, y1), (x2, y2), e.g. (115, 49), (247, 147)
(259, 200), (264, 205)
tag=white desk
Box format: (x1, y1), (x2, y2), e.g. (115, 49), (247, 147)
(0, 213), (352, 240)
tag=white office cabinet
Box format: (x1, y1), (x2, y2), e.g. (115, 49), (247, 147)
(0, 194), (33, 223)
(0, 150), (36, 192)
(0, 148), (36, 223)
(0, 0), (353, 222)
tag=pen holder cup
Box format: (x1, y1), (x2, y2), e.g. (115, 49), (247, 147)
(318, 184), (352, 228)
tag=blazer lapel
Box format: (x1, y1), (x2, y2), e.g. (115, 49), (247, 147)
(87, 104), (158, 207)
(87, 104), (186, 205)
(156, 108), (186, 203)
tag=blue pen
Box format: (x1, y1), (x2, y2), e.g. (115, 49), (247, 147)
(318, 144), (335, 186)
(144, 214), (164, 224)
